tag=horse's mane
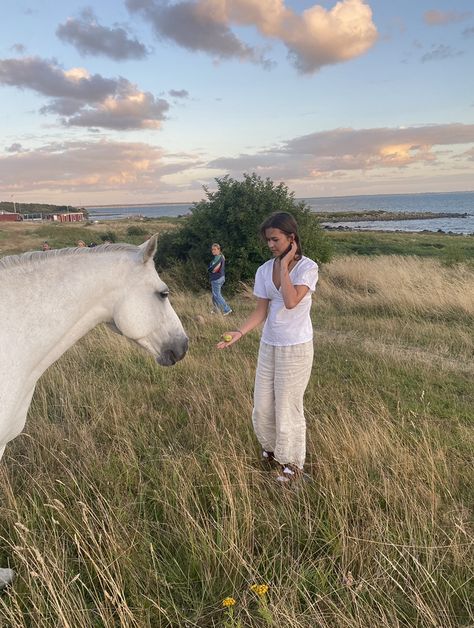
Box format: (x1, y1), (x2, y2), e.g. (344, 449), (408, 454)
(0, 243), (139, 272)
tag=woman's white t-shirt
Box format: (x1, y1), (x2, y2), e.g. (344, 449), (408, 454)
(253, 256), (319, 346)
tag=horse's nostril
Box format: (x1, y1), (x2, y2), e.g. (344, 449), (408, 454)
(165, 350), (177, 364)
(161, 349), (179, 366)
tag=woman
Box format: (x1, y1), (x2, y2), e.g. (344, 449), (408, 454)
(208, 243), (232, 315)
(218, 212), (318, 484)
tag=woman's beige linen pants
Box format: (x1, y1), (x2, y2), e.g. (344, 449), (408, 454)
(252, 340), (314, 469)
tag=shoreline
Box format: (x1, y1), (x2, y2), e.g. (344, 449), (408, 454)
(323, 225), (473, 236)
(87, 209), (469, 222)
(84, 211), (474, 235)
(314, 210), (469, 222)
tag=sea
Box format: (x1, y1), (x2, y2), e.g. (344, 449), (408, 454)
(86, 191), (474, 235)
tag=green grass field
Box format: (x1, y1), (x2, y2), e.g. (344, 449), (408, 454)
(327, 230), (474, 263)
(0, 239), (473, 626)
(0, 218), (177, 258)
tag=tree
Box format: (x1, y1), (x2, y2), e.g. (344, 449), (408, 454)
(155, 173), (332, 291)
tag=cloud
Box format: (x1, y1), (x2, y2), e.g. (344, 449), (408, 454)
(126, 0), (377, 73)
(0, 139), (200, 198)
(5, 143), (27, 153)
(421, 44), (463, 63)
(169, 88), (189, 98)
(11, 43), (26, 54)
(0, 56), (169, 130)
(0, 56), (116, 101)
(463, 26), (474, 38)
(424, 10), (472, 25)
(3, 126), (474, 203)
(126, 0), (272, 67)
(266, 0), (378, 73)
(207, 123), (474, 182)
(56, 8), (149, 60)
(66, 92), (168, 130)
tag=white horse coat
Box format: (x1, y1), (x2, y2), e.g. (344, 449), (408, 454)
(0, 237), (188, 587)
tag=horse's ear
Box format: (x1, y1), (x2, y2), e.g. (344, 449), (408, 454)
(140, 234), (158, 264)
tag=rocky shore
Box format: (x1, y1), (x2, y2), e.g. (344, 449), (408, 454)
(322, 224), (472, 235)
(315, 210), (469, 222)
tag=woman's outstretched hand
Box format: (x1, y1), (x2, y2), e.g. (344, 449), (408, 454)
(216, 330), (243, 349)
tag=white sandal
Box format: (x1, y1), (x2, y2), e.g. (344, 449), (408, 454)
(275, 464), (301, 484)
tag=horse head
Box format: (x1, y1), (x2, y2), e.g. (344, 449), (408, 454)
(111, 236), (188, 366)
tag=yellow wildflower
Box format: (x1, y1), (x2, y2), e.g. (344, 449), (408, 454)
(250, 584), (269, 597)
(222, 597), (236, 607)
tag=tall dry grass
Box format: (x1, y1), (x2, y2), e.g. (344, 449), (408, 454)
(0, 255), (473, 627)
(318, 255), (474, 320)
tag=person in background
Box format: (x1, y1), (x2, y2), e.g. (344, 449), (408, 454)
(217, 212), (318, 486)
(41, 241), (51, 251)
(208, 243), (232, 316)
(77, 240), (86, 247)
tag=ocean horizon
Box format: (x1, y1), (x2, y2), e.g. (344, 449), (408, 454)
(86, 190), (474, 235)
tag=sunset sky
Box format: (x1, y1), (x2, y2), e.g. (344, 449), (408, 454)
(1, 0), (473, 206)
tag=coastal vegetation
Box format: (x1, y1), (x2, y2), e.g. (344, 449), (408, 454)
(0, 217), (177, 258)
(1, 216), (472, 265)
(0, 247), (472, 626)
(327, 230), (474, 263)
(154, 174), (331, 291)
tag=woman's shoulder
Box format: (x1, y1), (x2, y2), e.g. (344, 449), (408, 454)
(257, 258), (274, 273)
(298, 256), (318, 270)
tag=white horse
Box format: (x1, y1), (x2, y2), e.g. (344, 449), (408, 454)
(0, 236), (188, 587)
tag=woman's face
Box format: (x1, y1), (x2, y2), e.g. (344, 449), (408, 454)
(211, 245), (220, 255)
(264, 228), (293, 257)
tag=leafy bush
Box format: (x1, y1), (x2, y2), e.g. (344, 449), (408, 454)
(155, 173), (332, 291)
(127, 226), (148, 236)
(99, 231), (117, 243)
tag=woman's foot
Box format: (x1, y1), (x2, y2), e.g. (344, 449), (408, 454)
(275, 464), (303, 485)
(262, 450), (276, 465)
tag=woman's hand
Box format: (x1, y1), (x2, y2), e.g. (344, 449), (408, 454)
(216, 298), (268, 349)
(216, 330), (243, 349)
(280, 241), (297, 267)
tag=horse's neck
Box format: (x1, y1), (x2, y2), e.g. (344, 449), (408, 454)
(1, 252), (126, 383)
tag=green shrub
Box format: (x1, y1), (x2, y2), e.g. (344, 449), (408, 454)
(99, 231), (117, 243)
(127, 226), (148, 236)
(155, 173), (332, 292)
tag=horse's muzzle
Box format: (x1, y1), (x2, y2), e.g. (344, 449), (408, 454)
(157, 336), (189, 366)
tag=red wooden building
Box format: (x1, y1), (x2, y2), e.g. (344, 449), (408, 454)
(0, 212), (22, 222)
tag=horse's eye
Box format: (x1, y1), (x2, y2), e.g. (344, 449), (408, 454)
(157, 290), (169, 300)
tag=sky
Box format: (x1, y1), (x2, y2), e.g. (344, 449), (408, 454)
(0, 0), (473, 206)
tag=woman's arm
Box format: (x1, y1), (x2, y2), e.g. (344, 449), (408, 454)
(280, 267), (309, 309)
(217, 298), (269, 348)
(280, 243), (309, 309)
(208, 255), (222, 273)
